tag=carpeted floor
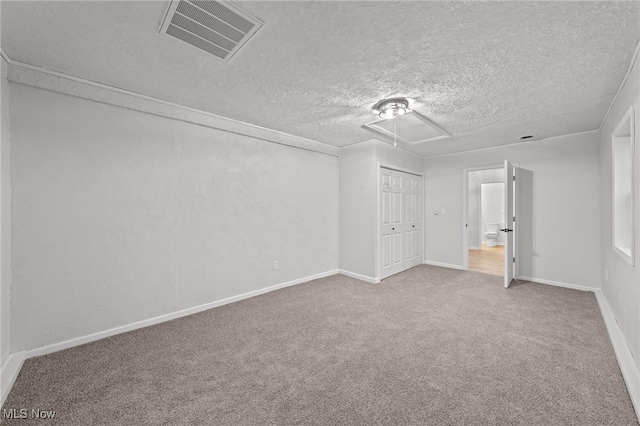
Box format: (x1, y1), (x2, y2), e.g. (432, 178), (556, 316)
(2, 265), (637, 425)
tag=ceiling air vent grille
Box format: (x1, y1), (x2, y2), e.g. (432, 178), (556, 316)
(160, 0), (262, 62)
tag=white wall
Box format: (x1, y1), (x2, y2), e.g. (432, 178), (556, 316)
(598, 48), (640, 368)
(0, 55), (10, 365)
(468, 168), (505, 248)
(424, 131), (602, 288)
(9, 81), (338, 352)
(339, 141), (377, 279)
(339, 140), (422, 280)
(374, 141), (424, 174)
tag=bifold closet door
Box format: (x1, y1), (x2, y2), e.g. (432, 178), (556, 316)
(403, 173), (423, 269)
(380, 168), (423, 280)
(380, 168), (403, 279)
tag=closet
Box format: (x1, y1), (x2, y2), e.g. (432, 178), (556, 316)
(380, 167), (423, 279)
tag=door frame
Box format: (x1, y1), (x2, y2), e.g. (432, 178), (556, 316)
(462, 163), (520, 277)
(376, 162), (424, 281)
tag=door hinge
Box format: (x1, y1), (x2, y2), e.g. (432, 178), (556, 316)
(513, 175), (516, 181)
(513, 257), (516, 263)
(513, 216), (516, 222)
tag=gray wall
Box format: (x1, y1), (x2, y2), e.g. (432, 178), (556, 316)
(0, 53), (11, 364)
(598, 47), (640, 368)
(10, 82), (338, 352)
(339, 142), (377, 279)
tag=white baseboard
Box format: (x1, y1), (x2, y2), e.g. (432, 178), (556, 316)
(516, 276), (595, 292)
(422, 260), (465, 271)
(468, 246), (481, 251)
(339, 269), (380, 283)
(595, 289), (640, 423)
(26, 270), (339, 359)
(0, 351), (26, 408)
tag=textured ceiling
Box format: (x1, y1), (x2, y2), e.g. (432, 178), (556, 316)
(2, 1), (640, 157)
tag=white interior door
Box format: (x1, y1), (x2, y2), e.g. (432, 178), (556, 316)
(503, 160), (515, 288)
(380, 167), (423, 279)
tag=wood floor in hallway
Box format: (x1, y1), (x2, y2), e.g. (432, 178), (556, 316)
(469, 244), (504, 276)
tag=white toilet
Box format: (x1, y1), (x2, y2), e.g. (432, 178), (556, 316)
(484, 223), (499, 247)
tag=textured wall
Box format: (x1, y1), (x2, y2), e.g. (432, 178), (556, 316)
(424, 132), (601, 288)
(0, 56), (11, 364)
(10, 83), (338, 352)
(598, 49), (640, 368)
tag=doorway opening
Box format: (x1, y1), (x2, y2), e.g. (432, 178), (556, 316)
(465, 167), (505, 277)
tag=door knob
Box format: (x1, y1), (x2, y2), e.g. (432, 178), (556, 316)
(500, 228), (513, 232)
(412, 225), (415, 228)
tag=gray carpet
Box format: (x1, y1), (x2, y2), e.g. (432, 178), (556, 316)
(2, 265), (637, 425)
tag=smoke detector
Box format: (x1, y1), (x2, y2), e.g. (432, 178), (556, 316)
(160, 0), (263, 62)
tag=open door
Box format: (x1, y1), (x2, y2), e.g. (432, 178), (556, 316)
(503, 160), (515, 288)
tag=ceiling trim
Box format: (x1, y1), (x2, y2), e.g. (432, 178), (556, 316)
(362, 111), (450, 146)
(3, 55), (339, 157)
(599, 38), (640, 131)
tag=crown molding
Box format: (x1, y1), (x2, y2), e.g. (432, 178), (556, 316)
(4, 56), (339, 157)
(0, 49), (9, 64)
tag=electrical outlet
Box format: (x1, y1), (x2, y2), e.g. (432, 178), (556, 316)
(273, 260), (278, 270)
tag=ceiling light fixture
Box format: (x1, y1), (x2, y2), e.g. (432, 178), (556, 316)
(373, 98), (411, 120)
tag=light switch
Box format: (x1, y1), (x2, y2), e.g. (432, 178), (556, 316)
(440, 208), (446, 215)
(434, 210), (439, 215)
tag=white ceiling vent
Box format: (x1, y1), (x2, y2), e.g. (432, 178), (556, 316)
(362, 112), (450, 145)
(160, 0), (263, 62)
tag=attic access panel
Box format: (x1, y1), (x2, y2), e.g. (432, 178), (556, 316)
(160, 0), (263, 62)
(362, 112), (450, 145)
